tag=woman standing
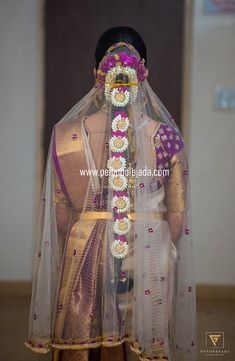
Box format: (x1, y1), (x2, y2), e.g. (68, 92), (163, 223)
(25, 27), (197, 361)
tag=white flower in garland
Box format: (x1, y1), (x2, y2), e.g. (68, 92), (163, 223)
(110, 88), (130, 107)
(109, 135), (128, 152)
(104, 66), (138, 104)
(109, 174), (128, 191)
(110, 240), (128, 259)
(107, 156), (126, 173)
(114, 217), (131, 235)
(111, 114), (130, 132)
(111, 195), (130, 213)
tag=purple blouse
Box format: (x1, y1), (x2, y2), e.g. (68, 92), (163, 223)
(153, 123), (184, 172)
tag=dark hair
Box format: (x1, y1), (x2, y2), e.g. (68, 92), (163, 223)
(95, 26), (147, 69)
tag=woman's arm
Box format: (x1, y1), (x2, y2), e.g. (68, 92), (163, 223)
(165, 148), (188, 244)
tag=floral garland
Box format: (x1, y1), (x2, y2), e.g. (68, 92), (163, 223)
(107, 107), (132, 259)
(100, 52), (143, 260)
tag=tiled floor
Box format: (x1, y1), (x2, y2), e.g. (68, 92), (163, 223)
(0, 295), (234, 361)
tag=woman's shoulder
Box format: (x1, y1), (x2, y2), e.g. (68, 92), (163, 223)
(83, 111), (107, 133)
(53, 112), (105, 136)
(155, 121), (182, 137)
(53, 118), (80, 133)
(153, 121), (184, 159)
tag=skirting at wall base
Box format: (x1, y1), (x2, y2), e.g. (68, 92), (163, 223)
(0, 281), (32, 297)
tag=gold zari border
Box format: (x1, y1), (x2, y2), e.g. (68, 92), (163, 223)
(25, 335), (166, 360)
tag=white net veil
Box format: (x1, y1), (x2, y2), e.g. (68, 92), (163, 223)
(25, 42), (197, 361)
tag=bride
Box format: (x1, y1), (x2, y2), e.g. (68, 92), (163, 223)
(25, 26), (197, 361)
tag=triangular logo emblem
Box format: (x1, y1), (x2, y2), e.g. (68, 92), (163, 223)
(209, 334), (221, 346)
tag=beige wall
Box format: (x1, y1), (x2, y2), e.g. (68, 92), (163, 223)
(0, 0), (43, 280)
(189, 0), (235, 284)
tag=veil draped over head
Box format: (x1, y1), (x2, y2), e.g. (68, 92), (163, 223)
(25, 42), (197, 361)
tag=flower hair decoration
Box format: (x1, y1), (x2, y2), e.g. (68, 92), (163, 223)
(95, 43), (146, 105)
